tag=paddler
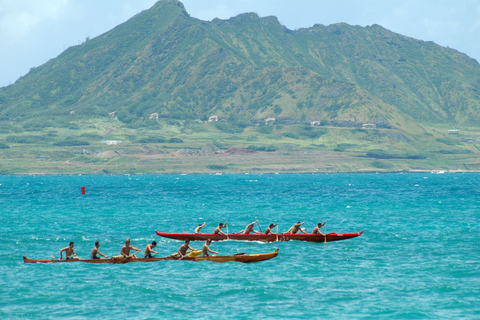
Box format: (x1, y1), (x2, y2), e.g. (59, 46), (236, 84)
(60, 241), (80, 260)
(202, 239), (218, 257)
(120, 238), (141, 258)
(265, 223), (279, 235)
(144, 241), (158, 258)
(213, 222), (228, 235)
(237, 220), (262, 234)
(91, 241), (108, 259)
(312, 221), (327, 235)
(286, 222), (307, 234)
(195, 222), (206, 234)
(177, 240), (196, 258)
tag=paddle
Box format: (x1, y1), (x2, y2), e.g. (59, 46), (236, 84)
(256, 221), (263, 233)
(324, 222), (327, 244)
(276, 225), (279, 242)
(226, 223), (229, 240)
(178, 251), (195, 260)
(120, 249), (141, 263)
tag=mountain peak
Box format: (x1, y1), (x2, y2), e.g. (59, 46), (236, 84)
(140, 0), (189, 22)
(152, 0), (186, 12)
(1, 0), (479, 133)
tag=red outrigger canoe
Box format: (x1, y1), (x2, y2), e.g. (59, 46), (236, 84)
(155, 230), (363, 243)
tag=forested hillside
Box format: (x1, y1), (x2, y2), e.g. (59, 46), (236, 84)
(1, 0), (479, 174)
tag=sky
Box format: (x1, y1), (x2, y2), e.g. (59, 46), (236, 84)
(1, 0), (479, 88)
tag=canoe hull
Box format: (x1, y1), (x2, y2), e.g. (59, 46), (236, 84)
(23, 249), (278, 264)
(155, 230), (363, 242)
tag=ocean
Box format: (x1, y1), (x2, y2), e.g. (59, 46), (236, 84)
(1, 173), (479, 319)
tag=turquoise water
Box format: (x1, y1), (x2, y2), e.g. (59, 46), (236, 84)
(1, 173), (479, 319)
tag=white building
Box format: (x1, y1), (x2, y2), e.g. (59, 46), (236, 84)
(101, 140), (122, 146)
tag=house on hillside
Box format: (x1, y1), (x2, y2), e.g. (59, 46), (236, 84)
(208, 115), (218, 122)
(448, 129), (460, 135)
(101, 140), (122, 146)
(362, 123), (376, 129)
(265, 117), (276, 125)
(149, 113), (159, 119)
(311, 121), (320, 127)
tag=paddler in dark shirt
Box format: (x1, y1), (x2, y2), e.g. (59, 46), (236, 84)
(213, 222), (228, 235)
(177, 240), (196, 258)
(91, 241), (108, 259)
(144, 241), (158, 258)
(312, 221), (327, 235)
(202, 239), (218, 257)
(60, 241), (80, 260)
(121, 238), (141, 258)
(265, 223), (279, 235)
(237, 220), (262, 234)
(286, 222), (307, 234)
(195, 222), (206, 234)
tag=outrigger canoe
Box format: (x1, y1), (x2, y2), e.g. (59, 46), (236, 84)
(23, 248), (279, 264)
(155, 230), (363, 243)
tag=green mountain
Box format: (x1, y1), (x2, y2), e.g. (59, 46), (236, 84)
(1, 0), (480, 174)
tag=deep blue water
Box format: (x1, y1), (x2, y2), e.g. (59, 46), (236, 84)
(1, 173), (479, 319)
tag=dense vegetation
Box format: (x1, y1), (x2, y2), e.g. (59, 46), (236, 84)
(0, 0), (479, 174)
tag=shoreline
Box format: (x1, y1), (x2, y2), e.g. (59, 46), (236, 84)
(2, 169), (479, 176)
(2, 149), (480, 175)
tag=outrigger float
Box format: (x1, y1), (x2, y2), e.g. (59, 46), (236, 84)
(23, 248), (279, 264)
(155, 230), (363, 243)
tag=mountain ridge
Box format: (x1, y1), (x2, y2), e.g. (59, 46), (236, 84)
(0, 0), (480, 172)
(2, 0), (479, 126)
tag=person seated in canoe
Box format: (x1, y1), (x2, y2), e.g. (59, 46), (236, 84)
(144, 241), (158, 258)
(213, 222), (228, 235)
(91, 241), (108, 259)
(195, 222), (206, 234)
(237, 221), (262, 235)
(312, 221), (327, 235)
(60, 241), (80, 260)
(286, 222), (307, 234)
(121, 238), (141, 258)
(202, 239), (218, 257)
(265, 223), (279, 235)
(177, 240), (196, 258)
